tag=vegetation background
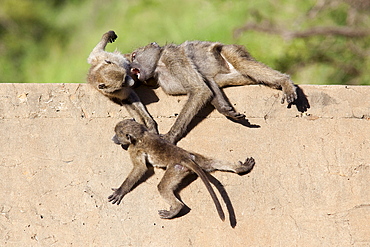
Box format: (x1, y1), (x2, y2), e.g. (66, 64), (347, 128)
(0, 0), (369, 85)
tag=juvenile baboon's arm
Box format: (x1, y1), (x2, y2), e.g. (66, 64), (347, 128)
(108, 151), (148, 205)
(87, 31), (117, 65)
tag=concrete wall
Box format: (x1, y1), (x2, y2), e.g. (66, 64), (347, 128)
(1, 83), (369, 246)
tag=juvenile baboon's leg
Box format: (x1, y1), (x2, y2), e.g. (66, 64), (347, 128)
(192, 153), (255, 175)
(207, 79), (245, 120)
(157, 164), (192, 219)
(108, 155), (148, 205)
(221, 45), (297, 103)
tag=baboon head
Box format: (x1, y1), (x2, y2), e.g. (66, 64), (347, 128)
(87, 58), (135, 98)
(130, 42), (162, 82)
(112, 119), (147, 149)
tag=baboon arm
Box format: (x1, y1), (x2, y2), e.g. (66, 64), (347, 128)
(164, 90), (213, 143)
(125, 92), (158, 134)
(157, 64), (214, 143)
(108, 151), (148, 205)
(88, 31), (117, 65)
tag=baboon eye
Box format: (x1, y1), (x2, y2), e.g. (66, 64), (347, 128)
(105, 60), (112, 64)
(98, 83), (106, 89)
(151, 42), (158, 46)
(131, 52), (136, 61)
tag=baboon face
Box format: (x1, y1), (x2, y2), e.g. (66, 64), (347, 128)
(112, 119), (147, 148)
(89, 60), (134, 95)
(130, 42), (161, 81)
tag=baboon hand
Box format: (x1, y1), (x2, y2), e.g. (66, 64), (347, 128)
(107, 31), (117, 43)
(108, 188), (125, 205)
(235, 157), (255, 175)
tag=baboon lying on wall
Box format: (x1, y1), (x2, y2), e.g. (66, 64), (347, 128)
(109, 119), (255, 220)
(129, 41), (297, 143)
(87, 31), (158, 133)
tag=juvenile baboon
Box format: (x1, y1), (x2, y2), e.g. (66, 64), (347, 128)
(109, 119), (255, 220)
(87, 31), (158, 133)
(130, 41), (297, 143)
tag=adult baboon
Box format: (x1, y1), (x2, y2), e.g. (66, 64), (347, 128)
(130, 41), (297, 143)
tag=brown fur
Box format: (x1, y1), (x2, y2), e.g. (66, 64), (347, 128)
(130, 40), (297, 143)
(109, 119), (255, 220)
(87, 31), (158, 133)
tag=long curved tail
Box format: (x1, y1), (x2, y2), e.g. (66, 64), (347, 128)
(185, 160), (225, 221)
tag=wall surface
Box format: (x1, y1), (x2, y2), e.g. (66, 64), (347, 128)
(0, 83), (369, 246)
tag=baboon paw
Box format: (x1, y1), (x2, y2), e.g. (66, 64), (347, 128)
(108, 188), (124, 205)
(107, 31), (117, 43)
(235, 157), (255, 174)
(229, 111), (246, 120)
(282, 90), (298, 104)
(220, 107), (245, 120)
(158, 210), (176, 219)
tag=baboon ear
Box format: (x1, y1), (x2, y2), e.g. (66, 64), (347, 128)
(98, 83), (106, 89)
(150, 42), (159, 48)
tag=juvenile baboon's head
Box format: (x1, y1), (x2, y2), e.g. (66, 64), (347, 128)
(87, 58), (135, 98)
(112, 119), (147, 149)
(130, 42), (162, 82)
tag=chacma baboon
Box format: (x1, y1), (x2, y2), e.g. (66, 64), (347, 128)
(109, 119), (255, 220)
(87, 31), (158, 133)
(130, 41), (297, 143)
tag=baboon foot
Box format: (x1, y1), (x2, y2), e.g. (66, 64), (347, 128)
(158, 206), (182, 219)
(281, 87), (297, 104)
(235, 157), (255, 175)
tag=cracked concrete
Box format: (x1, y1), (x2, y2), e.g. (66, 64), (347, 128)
(0, 83), (369, 246)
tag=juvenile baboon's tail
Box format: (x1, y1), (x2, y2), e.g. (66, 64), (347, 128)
(184, 160), (225, 221)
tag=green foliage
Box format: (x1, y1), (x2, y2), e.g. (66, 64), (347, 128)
(0, 0), (369, 84)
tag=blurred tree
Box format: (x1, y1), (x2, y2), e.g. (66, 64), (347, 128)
(0, 0), (84, 82)
(0, 0), (368, 84)
(234, 0), (370, 85)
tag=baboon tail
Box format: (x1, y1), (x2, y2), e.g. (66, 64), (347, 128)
(185, 160), (225, 221)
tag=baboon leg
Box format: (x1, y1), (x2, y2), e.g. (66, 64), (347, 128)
(239, 60), (296, 103)
(157, 164), (192, 219)
(221, 45), (297, 103)
(192, 153), (255, 175)
(207, 79), (245, 120)
(108, 155), (148, 205)
(214, 71), (255, 87)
